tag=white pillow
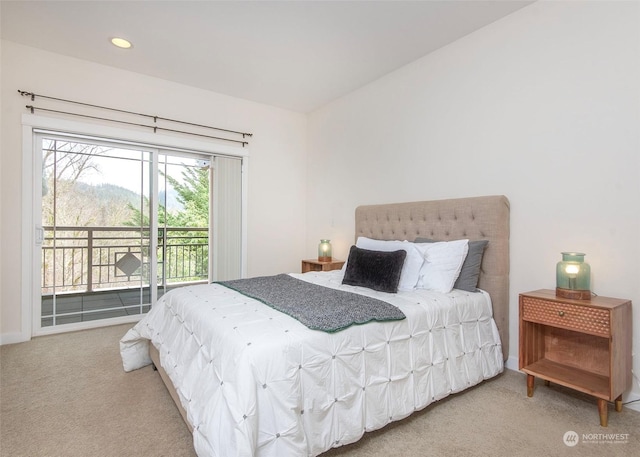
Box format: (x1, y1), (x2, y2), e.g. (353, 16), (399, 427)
(415, 240), (469, 293)
(355, 237), (424, 291)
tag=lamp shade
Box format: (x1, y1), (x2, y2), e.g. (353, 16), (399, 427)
(556, 252), (591, 300)
(318, 239), (332, 262)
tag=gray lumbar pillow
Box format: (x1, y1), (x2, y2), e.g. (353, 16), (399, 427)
(414, 238), (488, 292)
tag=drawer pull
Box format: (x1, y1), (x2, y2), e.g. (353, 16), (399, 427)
(558, 310), (565, 317)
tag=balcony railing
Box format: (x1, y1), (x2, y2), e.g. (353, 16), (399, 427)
(41, 225), (209, 295)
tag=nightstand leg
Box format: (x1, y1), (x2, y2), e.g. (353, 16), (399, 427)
(598, 399), (608, 427)
(615, 395), (623, 412)
(527, 374), (534, 397)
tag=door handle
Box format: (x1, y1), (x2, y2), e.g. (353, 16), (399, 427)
(35, 226), (44, 245)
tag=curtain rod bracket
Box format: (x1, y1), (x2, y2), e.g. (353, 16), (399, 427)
(18, 90), (35, 101)
(26, 105), (34, 114)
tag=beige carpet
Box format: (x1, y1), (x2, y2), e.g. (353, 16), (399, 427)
(1, 324), (639, 457)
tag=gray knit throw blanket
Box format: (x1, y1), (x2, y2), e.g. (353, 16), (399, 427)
(216, 274), (405, 333)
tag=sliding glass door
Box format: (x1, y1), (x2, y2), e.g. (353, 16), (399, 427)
(37, 133), (223, 331)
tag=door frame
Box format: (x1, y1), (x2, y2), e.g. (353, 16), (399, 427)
(21, 114), (249, 339)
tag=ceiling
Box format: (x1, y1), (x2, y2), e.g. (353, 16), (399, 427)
(0, 1), (533, 113)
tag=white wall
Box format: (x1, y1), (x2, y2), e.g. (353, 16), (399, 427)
(0, 40), (308, 341)
(307, 0), (640, 402)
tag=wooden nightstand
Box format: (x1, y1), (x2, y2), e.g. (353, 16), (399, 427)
(519, 289), (632, 426)
(301, 259), (345, 273)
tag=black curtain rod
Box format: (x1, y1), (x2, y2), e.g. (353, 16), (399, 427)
(26, 105), (249, 146)
(18, 90), (252, 139)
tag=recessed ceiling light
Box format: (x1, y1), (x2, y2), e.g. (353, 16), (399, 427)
(111, 37), (132, 49)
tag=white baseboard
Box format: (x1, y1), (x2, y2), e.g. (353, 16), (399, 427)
(504, 355), (519, 372)
(0, 332), (30, 345)
(624, 392), (640, 412)
(626, 400), (640, 412)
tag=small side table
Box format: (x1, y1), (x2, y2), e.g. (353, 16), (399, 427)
(301, 259), (345, 273)
(519, 289), (632, 426)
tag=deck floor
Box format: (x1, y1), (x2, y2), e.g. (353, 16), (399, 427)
(41, 285), (187, 327)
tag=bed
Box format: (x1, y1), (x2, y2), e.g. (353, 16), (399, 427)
(120, 194), (510, 457)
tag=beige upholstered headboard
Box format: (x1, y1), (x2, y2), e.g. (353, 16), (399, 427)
(355, 195), (510, 360)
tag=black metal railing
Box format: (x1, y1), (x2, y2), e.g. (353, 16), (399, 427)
(41, 226), (208, 295)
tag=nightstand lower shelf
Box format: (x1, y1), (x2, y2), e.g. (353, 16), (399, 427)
(522, 358), (623, 427)
(521, 359), (609, 399)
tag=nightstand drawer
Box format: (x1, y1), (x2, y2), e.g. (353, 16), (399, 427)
(521, 296), (610, 337)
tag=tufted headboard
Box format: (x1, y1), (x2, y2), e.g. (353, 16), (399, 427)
(355, 195), (510, 360)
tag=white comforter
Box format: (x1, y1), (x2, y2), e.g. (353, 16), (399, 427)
(120, 271), (503, 457)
